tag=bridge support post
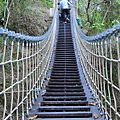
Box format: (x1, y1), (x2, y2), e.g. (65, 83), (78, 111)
(50, 0), (56, 17)
(53, 0), (55, 8)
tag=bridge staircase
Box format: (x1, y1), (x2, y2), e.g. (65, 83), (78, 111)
(28, 16), (104, 120)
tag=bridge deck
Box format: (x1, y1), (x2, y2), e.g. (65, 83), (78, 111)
(27, 16), (104, 120)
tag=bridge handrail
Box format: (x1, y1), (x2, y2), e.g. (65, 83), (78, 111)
(0, 0), (59, 120)
(0, 8), (56, 42)
(74, 18), (120, 42)
(72, 4), (120, 120)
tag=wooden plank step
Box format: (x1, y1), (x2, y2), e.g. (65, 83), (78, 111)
(36, 111), (92, 118)
(54, 58), (76, 60)
(46, 88), (84, 92)
(52, 68), (79, 73)
(54, 61), (77, 63)
(46, 85), (83, 89)
(43, 96), (86, 101)
(43, 92), (85, 96)
(55, 53), (75, 55)
(52, 68), (78, 71)
(55, 54), (75, 56)
(55, 49), (74, 51)
(35, 118), (94, 120)
(53, 64), (77, 66)
(51, 71), (79, 74)
(56, 46), (74, 48)
(41, 101), (88, 106)
(56, 45), (73, 47)
(56, 49), (74, 51)
(49, 79), (80, 82)
(53, 66), (77, 68)
(51, 73), (79, 76)
(48, 82), (81, 85)
(50, 76), (80, 79)
(39, 106), (90, 112)
(57, 43), (73, 45)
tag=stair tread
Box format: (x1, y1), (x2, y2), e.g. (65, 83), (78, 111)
(36, 111), (92, 118)
(46, 89), (84, 92)
(48, 82), (81, 85)
(44, 92), (85, 95)
(41, 101), (88, 104)
(36, 111), (92, 114)
(35, 118), (94, 120)
(39, 106), (90, 109)
(47, 85), (82, 87)
(43, 96), (86, 99)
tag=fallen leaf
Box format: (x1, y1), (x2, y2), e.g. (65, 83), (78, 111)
(27, 115), (37, 120)
(41, 93), (45, 96)
(44, 77), (50, 80)
(44, 84), (48, 88)
(94, 114), (99, 119)
(49, 68), (53, 70)
(47, 78), (50, 81)
(88, 102), (95, 106)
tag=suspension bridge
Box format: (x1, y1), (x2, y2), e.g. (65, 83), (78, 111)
(0, 0), (120, 120)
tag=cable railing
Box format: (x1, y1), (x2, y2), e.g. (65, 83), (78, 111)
(0, 1), (58, 120)
(72, 5), (120, 120)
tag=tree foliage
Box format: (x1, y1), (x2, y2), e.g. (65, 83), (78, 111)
(77, 0), (120, 35)
(0, 0), (52, 28)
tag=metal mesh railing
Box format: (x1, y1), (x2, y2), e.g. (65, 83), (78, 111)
(0, 2), (58, 120)
(72, 5), (120, 120)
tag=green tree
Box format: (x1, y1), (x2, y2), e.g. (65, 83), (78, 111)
(77, 0), (120, 35)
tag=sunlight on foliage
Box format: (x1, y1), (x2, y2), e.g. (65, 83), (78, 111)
(112, 19), (119, 25)
(116, 0), (120, 4)
(39, 0), (53, 8)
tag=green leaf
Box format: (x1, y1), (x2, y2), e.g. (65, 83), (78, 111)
(112, 19), (119, 25)
(116, 0), (120, 4)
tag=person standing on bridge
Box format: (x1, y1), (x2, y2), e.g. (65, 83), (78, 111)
(59, 0), (71, 24)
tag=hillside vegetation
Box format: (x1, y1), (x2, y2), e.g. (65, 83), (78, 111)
(0, 0), (53, 119)
(76, 0), (120, 35)
(0, 0), (53, 36)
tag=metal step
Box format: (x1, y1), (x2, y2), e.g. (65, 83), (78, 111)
(39, 106), (90, 112)
(40, 101), (88, 106)
(46, 88), (84, 92)
(46, 85), (83, 89)
(51, 71), (79, 74)
(36, 112), (92, 118)
(55, 49), (74, 52)
(53, 62), (77, 64)
(43, 92), (85, 96)
(43, 96), (86, 101)
(48, 81), (81, 85)
(49, 79), (80, 82)
(50, 76), (80, 79)
(52, 68), (78, 71)
(35, 118), (94, 120)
